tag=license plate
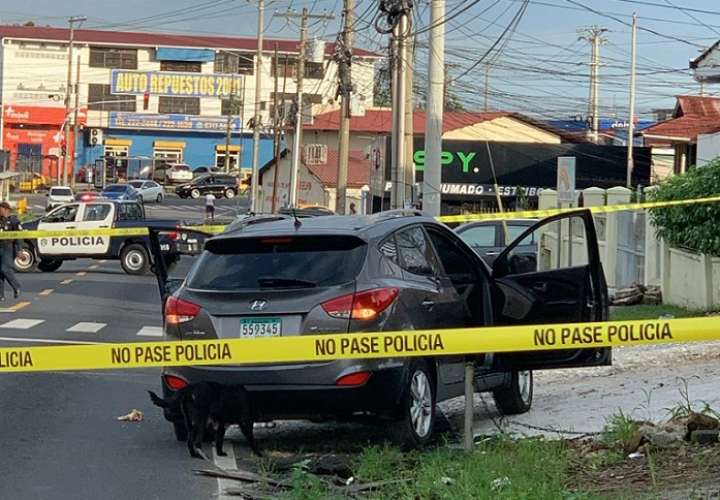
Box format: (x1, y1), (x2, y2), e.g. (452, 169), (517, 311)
(239, 318), (281, 338)
(160, 244), (170, 251)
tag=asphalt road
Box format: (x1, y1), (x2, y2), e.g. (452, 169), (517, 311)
(0, 205), (228, 499)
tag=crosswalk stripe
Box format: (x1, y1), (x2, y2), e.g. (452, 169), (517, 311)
(0, 319), (45, 329)
(66, 322), (106, 333)
(136, 326), (164, 337)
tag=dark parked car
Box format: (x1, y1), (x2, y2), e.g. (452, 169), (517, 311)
(100, 183), (140, 202)
(175, 174), (238, 199)
(455, 219), (537, 264)
(154, 209), (610, 447)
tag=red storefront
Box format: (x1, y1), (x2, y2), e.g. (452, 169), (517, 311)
(2, 105), (85, 178)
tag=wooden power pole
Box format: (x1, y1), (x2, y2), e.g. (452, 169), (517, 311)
(335, 0), (354, 215)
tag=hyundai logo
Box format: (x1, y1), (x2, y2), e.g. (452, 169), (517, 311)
(250, 300), (267, 312)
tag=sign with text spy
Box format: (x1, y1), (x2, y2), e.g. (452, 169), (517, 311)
(111, 70), (244, 98)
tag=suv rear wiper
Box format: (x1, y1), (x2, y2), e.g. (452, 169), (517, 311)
(257, 277), (318, 288)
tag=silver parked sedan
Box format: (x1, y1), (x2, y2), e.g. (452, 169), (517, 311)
(129, 180), (165, 203)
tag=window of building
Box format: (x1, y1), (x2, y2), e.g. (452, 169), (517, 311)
(221, 97), (243, 116)
(271, 57), (325, 79)
(88, 84), (136, 112)
(158, 96), (200, 115)
(89, 46), (138, 69)
(160, 60), (202, 72)
(304, 144), (327, 165)
(104, 145), (130, 177)
(214, 52), (254, 75)
(304, 61), (325, 79)
(153, 148), (183, 170)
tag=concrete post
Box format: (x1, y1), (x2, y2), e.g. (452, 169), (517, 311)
(582, 187), (607, 280)
(660, 239), (672, 304)
(701, 254), (713, 310)
(605, 186), (632, 293)
(643, 185), (660, 286)
(538, 189), (557, 269)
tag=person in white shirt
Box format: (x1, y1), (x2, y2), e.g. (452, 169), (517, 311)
(205, 193), (216, 221)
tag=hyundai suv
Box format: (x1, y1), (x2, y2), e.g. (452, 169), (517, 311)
(154, 209), (610, 447)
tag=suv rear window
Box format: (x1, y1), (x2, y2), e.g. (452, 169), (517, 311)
(50, 188), (72, 196)
(188, 236), (367, 290)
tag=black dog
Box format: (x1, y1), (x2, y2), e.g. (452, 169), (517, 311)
(149, 382), (260, 458)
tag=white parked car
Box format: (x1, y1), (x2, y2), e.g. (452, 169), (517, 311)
(46, 186), (74, 211)
(166, 164), (193, 184)
(128, 180), (165, 203)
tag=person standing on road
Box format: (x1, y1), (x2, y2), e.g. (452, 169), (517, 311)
(0, 202), (21, 301)
(205, 192), (216, 222)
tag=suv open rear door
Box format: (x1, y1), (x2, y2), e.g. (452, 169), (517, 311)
(489, 209), (611, 370)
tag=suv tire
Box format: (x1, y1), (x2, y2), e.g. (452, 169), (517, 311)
(492, 370), (533, 415)
(38, 258), (63, 272)
(394, 359), (436, 449)
(156, 193), (163, 203)
(120, 244), (150, 275)
(14, 244), (37, 272)
(190, 188), (201, 199)
(224, 188), (236, 199)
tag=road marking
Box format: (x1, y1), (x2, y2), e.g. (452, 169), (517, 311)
(136, 326), (163, 337)
(67, 322), (106, 333)
(213, 443), (238, 500)
(75, 271), (87, 277)
(89, 265), (99, 270)
(61, 279), (73, 285)
(9, 302), (30, 312)
(0, 318), (45, 329)
(0, 336), (98, 345)
(38, 289), (54, 296)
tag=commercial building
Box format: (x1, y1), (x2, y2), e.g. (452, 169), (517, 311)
(0, 25), (379, 179)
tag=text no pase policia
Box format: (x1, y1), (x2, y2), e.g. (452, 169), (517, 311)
(0, 317), (718, 373)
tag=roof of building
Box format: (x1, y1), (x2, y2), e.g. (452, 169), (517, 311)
(690, 40), (720, 69)
(0, 24), (380, 58)
(304, 108), (577, 141)
(641, 95), (720, 142)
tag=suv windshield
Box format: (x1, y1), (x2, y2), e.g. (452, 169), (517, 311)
(50, 188), (72, 196)
(188, 236), (367, 291)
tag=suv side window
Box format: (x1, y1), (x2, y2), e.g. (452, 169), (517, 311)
(42, 204), (79, 223)
(83, 203), (111, 222)
(117, 203), (143, 221)
(379, 235), (399, 264)
(396, 226), (439, 277)
(426, 228), (478, 283)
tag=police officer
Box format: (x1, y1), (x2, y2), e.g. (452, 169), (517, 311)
(0, 202), (21, 301)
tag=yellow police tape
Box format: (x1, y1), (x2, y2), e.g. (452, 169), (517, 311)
(436, 194), (720, 223)
(0, 316), (717, 373)
(0, 225), (224, 240)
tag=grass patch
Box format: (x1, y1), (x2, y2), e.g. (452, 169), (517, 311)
(609, 304), (699, 321)
(280, 437), (597, 499)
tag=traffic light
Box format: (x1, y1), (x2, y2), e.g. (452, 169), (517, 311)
(143, 92), (150, 111)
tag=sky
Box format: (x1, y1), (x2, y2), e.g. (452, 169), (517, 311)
(1, 0), (718, 120)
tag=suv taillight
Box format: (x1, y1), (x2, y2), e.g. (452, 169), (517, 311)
(321, 288), (399, 320)
(164, 296), (200, 325)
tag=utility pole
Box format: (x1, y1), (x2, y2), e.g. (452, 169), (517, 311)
(626, 13), (637, 188)
(423, 0), (444, 217)
(224, 91), (235, 173)
(578, 26), (607, 144)
(71, 55), (81, 188)
(250, 0), (264, 213)
(271, 44), (281, 213)
(335, 0), (353, 215)
(403, 33), (414, 207)
(483, 64), (490, 112)
(390, 4), (411, 209)
(61, 16), (86, 186)
(276, 9), (335, 207)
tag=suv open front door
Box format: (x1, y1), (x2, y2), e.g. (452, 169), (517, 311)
(489, 209), (611, 370)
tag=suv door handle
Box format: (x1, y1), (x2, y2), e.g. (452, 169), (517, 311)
(421, 299), (435, 310)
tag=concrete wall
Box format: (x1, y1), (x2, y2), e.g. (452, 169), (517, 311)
(697, 131), (720, 167)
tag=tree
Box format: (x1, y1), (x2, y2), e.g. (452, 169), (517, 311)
(649, 158), (720, 256)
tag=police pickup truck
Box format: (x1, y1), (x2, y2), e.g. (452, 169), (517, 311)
(15, 200), (180, 275)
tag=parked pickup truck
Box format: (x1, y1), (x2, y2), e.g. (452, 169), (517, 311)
(15, 200), (181, 275)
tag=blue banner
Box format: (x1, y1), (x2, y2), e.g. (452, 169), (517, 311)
(111, 70), (244, 98)
(108, 112), (243, 133)
(155, 47), (215, 62)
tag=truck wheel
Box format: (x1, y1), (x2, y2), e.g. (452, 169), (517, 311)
(190, 189), (201, 199)
(14, 245), (37, 272)
(38, 258), (63, 272)
(224, 188), (236, 199)
(492, 370), (533, 415)
(120, 244), (150, 275)
(393, 359), (436, 450)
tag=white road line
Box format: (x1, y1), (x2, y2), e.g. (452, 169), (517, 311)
(67, 322), (106, 333)
(0, 319), (45, 330)
(136, 326), (164, 337)
(213, 443), (238, 500)
(0, 336), (99, 345)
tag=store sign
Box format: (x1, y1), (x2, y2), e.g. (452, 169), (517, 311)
(385, 182), (542, 198)
(3, 105), (86, 126)
(108, 112), (242, 133)
(111, 70), (244, 98)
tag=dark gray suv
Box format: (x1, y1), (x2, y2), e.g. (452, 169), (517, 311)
(156, 209), (610, 447)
